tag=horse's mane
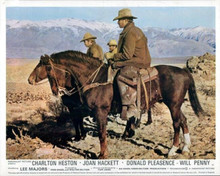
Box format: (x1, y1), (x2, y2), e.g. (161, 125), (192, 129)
(50, 50), (102, 67)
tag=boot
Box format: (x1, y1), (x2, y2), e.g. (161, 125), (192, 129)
(121, 106), (128, 120)
(117, 78), (138, 120)
(127, 104), (138, 119)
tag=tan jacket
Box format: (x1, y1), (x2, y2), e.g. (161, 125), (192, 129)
(114, 22), (151, 68)
(87, 42), (104, 61)
(104, 48), (118, 60)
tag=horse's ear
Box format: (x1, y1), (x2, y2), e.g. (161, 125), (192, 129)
(44, 54), (50, 62)
(40, 54), (49, 64)
(44, 54), (49, 59)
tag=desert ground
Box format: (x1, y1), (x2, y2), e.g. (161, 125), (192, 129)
(6, 54), (215, 159)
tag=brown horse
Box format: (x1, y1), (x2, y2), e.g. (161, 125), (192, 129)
(28, 55), (90, 142)
(28, 50), (205, 158)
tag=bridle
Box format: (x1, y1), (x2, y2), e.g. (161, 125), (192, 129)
(33, 78), (49, 85)
(48, 58), (107, 99)
(48, 59), (76, 96)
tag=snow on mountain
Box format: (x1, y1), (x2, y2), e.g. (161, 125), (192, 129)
(7, 18), (117, 32)
(170, 26), (215, 49)
(142, 27), (215, 58)
(6, 19), (215, 59)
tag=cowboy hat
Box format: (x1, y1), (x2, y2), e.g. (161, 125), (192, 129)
(107, 39), (117, 46)
(113, 8), (137, 21)
(80, 32), (97, 42)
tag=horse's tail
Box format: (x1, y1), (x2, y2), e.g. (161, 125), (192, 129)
(184, 68), (206, 117)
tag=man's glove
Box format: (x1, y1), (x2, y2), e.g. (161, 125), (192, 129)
(107, 58), (114, 65)
(113, 53), (123, 61)
(107, 58), (117, 69)
(111, 62), (118, 69)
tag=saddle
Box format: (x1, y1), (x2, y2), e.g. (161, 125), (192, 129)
(116, 66), (162, 119)
(117, 67), (158, 86)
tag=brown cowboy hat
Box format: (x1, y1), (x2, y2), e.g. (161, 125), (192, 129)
(113, 8), (137, 21)
(80, 32), (97, 42)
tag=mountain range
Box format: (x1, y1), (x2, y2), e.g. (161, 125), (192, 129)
(6, 18), (215, 59)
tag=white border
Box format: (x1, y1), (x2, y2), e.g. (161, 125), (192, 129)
(0, 1), (7, 175)
(1, 0), (219, 175)
(215, 0), (220, 173)
(3, 0), (216, 7)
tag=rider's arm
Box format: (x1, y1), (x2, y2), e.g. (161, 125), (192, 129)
(113, 30), (136, 61)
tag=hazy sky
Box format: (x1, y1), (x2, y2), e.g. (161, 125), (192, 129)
(7, 7), (215, 29)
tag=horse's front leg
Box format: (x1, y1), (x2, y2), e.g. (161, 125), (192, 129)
(95, 107), (108, 159)
(69, 109), (81, 141)
(79, 116), (86, 140)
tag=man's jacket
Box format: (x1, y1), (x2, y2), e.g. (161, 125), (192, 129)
(104, 48), (118, 60)
(114, 22), (151, 68)
(87, 42), (104, 61)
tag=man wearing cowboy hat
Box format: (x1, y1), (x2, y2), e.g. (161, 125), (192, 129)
(81, 32), (104, 61)
(112, 8), (152, 121)
(104, 39), (118, 64)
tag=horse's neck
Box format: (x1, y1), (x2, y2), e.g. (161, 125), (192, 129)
(56, 59), (102, 86)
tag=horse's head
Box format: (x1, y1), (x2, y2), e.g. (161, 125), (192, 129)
(46, 62), (73, 96)
(28, 54), (57, 95)
(28, 55), (50, 85)
(28, 53), (75, 96)
(29, 50), (100, 96)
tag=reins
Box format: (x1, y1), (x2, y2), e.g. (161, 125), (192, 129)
(48, 58), (107, 98)
(49, 59), (76, 96)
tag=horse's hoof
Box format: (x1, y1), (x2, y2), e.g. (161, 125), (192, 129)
(128, 129), (135, 138)
(73, 136), (81, 142)
(98, 154), (108, 159)
(122, 129), (135, 139)
(145, 120), (152, 126)
(168, 152), (178, 158)
(81, 135), (86, 140)
(168, 145), (179, 157)
(122, 133), (128, 139)
(182, 145), (190, 155)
